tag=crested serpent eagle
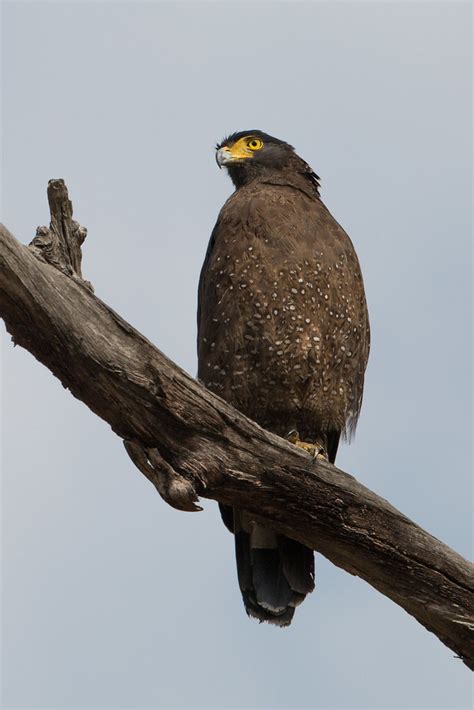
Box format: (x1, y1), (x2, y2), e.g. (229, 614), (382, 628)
(197, 130), (370, 625)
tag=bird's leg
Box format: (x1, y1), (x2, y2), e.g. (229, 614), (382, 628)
(285, 429), (328, 461)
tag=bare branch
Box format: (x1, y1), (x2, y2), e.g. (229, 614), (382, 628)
(0, 182), (472, 670)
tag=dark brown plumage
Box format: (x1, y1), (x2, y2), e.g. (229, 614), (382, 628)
(198, 130), (370, 625)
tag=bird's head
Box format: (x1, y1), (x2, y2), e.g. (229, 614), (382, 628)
(215, 130), (319, 191)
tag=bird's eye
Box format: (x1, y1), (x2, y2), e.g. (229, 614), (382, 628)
(247, 138), (263, 151)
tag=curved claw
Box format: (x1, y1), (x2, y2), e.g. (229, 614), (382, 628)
(284, 430), (328, 461)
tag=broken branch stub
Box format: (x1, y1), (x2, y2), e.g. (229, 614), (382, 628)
(29, 178), (93, 291)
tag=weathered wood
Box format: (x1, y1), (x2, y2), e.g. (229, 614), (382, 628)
(0, 183), (472, 670)
(28, 179), (92, 290)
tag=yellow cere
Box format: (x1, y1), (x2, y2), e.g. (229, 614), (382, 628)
(227, 136), (264, 159)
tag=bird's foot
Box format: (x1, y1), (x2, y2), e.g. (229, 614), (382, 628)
(285, 429), (328, 460)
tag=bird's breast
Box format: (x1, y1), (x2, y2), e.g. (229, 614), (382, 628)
(198, 188), (369, 434)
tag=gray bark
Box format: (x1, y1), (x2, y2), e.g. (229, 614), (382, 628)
(1, 180), (472, 670)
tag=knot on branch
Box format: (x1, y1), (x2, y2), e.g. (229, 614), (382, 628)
(29, 179), (93, 292)
(124, 440), (202, 512)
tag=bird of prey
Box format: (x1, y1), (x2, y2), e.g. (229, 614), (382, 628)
(197, 130), (370, 626)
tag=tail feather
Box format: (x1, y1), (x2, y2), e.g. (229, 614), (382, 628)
(251, 548), (294, 613)
(235, 529), (252, 591)
(243, 590), (295, 626)
(278, 535), (315, 598)
(233, 511), (314, 626)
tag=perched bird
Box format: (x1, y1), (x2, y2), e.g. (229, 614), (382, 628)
(197, 130), (370, 626)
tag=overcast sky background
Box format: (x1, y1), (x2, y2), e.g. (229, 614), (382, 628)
(1, 1), (472, 708)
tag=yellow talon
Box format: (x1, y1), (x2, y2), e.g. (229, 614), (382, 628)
(285, 429), (328, 460)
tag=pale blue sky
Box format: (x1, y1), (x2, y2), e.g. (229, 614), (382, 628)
(1, 1), (472, 708)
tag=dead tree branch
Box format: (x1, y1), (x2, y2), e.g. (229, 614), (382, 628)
(1, 181), (472, 669)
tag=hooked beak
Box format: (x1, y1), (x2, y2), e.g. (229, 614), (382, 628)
(216, 146), (234, 168)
